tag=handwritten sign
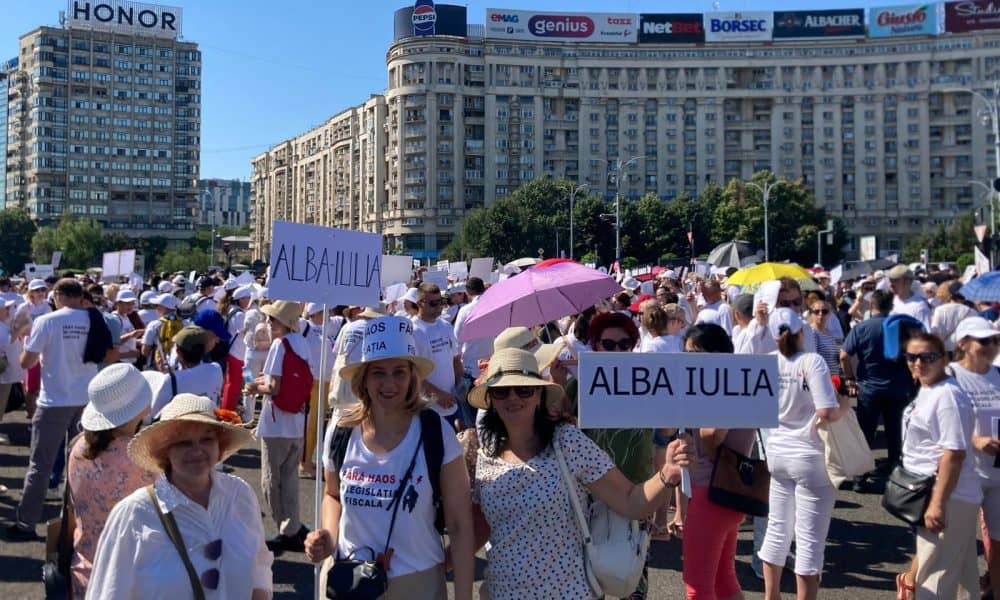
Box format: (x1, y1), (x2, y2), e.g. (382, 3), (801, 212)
(449, 260), (468, 281)
(381, 255), (414, 287)
(469, 257), (494, 280)
(578, 352), (779, 429)
(268, 221), (382, 307)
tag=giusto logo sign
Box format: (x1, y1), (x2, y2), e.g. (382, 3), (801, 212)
(66, 0), (181, 39)
(945, 0), (1000, 33)
(637, 14), (705, 43)
(868, 4), (938, 37)
(412, 0), (437, 36)
(703, 11), (773, 42)
(773, 9), (864, 39)
(484, 8), (637, 43)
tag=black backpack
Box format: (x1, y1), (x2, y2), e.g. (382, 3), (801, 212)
(329, 409), (446, 534)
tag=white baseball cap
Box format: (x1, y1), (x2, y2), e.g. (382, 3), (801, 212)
(157, 281), (174, 293)
(955, 317), (999, 342)
(140, 290), (157, 305)
(768, 307), (804, 340)
(152, 293), (179, 310)
(305, 302), (325, 316)
(28, 279), (46, 291)
(233, 285), (253, 301)
(116, 290), (137, 303)
(0, 298), (16, 310)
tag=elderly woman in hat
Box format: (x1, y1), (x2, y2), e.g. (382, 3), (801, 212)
(305, 315), (474, 600)
(67, 364), (157, 599)
(87, 393), (270, 599)
(469, 347), (692, 600)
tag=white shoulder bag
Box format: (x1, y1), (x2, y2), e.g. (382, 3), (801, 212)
(553, 437), (650, 599)
(816, 406), (875, 487)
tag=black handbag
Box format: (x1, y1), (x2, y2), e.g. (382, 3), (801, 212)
(326, 431), (425, 600)
(882, 463), (935, 526)
(707, 431), (770, 517)
(43, 437), (76, 600)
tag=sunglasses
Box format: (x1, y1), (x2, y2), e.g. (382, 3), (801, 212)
(974, 337), (999, 346)
(904, 352), (942, 363)
(422, 299), (444, 307)
(777, 298), (803, 308)
(811, 308), (830, 315)
(599, 338), (634, 351)
(487, 386), (538, 400)
(199, 539), (223, 589)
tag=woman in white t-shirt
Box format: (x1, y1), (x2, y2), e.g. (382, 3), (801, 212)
(638, 301), (685, 354)
(939, 318), (999, 598)
(0, 299), (24, 443)
(759, 308), (849, 600)
(895, 332), (980, 600)
(469, 347), (692, 600)
(304, 315), (474, 600)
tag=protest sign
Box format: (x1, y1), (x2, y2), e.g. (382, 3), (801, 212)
(51, 251), (62, 269)
(267, 221), (382, 306)
(829, 265), (843, 286)
(422, 269), (449, 289)
(578, 352), (779, 429)
(754, 280), (781, 314)
(975, 246), (991, 276)
(384, 282), (408, 304)
(449, 260), (468, 281)
(101, 250), (137, 278)
(469, 257), (494, 280)
(381, 255), (414, 287)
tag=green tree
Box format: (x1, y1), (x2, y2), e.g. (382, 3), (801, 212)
(0, 208), (38, 275)
(32, 215), (105, 269)
(156, 245), (211, 273)
(901, 212), (978, 264)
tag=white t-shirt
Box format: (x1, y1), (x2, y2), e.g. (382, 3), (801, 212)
(257, 334), (311, 439)
(335, 413), (462, 578)
(299, 317), (340, 382)
(766, 352), (839, 458)
(328, 318), (368, 406)
(113, 312), (137, 359)
(137, 307), (158, 326)
(639, 334), (683, 353)
(412, 318), (460, 416)
(931, 304), (978, 352)
(16, 299), (52, 324)
(24, 307), (97, 408)
(892, 294), (932, 331)
(949, 363), (1000, 482)
(696, 300), (734, 334)
(0, 321), (25, 385)
(184, 293), (217, 313)
(454, 297), (492, 378)
(150, 362), (224, 418)
(225, 307), (247, 361)
(0, 291), (23, 309)
(901, 379), (981, 504)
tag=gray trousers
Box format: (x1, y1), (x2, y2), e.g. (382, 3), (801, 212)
(261, 436), (302, 536)
(17, 404), (82, 528)
(0, 383), (12, 421)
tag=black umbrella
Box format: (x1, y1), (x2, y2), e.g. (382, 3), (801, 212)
(707, 240), (757, 269)
(840, 258), (897, 281)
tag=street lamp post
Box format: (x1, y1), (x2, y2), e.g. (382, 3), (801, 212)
(970, 179), (995, 237)
(568, 183), (589, 261)
(745, 179), (784, 262)
(612, 157), (641, 264)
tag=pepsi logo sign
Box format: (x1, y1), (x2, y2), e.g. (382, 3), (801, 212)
(411, 0), (436, 35)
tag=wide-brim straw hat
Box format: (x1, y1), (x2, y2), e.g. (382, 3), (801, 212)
(493, 326), (560, 371)
(261, 300), (302, 332)
(81, 363), (152, 431)
(340, 316), (435, 382)
(468, 348), (565, 410)
(128, 393), (255, 472)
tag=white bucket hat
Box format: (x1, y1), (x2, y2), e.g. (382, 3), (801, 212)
(339, 316), (434, 381)
(81, 364), (152, 431)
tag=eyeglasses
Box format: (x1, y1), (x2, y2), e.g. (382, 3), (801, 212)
(599, 338), (634, 351)
(904, 352), (942, 363)
(974, 337), (998, 346)
(199, 539), (222, 589)
(487, 386), (538, 400)
(811, 308), (830, 315)
(777, 298), (803, 308)
(422, 299), (444, 307)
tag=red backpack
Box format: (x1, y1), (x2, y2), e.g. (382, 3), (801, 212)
(271, 337), (313, 417)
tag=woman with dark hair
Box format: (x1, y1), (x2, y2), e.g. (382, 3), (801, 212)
(758, 308), (849, 600)
(681, 323), (754, 600)
(895, 331), (980, 599)
(470, 347), (691, 600)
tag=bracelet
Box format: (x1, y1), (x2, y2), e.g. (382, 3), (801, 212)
(658, 470), (677, 489)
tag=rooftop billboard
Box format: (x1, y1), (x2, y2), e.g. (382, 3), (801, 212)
(703, 12), (774, 42)
(484, 9), (638, 43)
(773, 9), (865, 39)
(944, 0), (1000, 33)
(868, 4), (939, 37)
(638, 14), (705, 43)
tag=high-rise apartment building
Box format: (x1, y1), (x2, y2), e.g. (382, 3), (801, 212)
(198, 178), (251, 228)
(251, 3), (1000, 260)
(0, 58), (16, 205)
(5, 1), (200, 239)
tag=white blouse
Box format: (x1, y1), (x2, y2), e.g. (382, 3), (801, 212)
(86, 472), (273, 600)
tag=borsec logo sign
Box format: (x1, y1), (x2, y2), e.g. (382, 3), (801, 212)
(412, 0), (437, 36)
(528, 14), (594, 37)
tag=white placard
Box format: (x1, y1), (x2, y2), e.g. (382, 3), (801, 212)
(829, 265), (843, 286)
(975, 246), (991, 276)
(422, 269), (449, 289)
(118, 250), (136, 275)
(469, 257), (494, 281)
(383, 282), (408, 304)
(435, 260), (450, 272)
(962, 265), (978, 283)
(640, 281), (655, 296)
(381, 255), (414, 287)
(754, 280), (781, 314)
(449, 261), (469, 280)
(51, 251), (62, 269)
(233, 271), (255, 286)
(26, 263), (54, 279)
(578, 352), (780, 429)
(101, 250), (137, 278)
(859, 235), (877, 261)
(102, 252), (117, 277)
(267, 221), (382, 307)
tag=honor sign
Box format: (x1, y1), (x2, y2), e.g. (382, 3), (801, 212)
(66, 0), (182, 39)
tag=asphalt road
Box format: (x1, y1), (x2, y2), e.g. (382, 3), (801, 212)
(0, 408), (986, 599)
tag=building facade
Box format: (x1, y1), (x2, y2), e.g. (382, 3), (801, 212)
(5, 1), (200, 239)
(198, 178), (251, 228)
(0, 58), (15, 205)
(251, 4), (1000, 260)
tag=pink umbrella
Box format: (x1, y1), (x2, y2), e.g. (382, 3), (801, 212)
(458, 258), (622, 341)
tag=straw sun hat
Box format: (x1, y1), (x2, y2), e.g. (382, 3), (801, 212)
(261, 300), (303, 332)
(128, 393), (255, 472)
(339, 316), (434, 382)
(468, 348), (565, 411)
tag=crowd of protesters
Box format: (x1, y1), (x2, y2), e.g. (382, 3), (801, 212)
(0, 257), (995, 599)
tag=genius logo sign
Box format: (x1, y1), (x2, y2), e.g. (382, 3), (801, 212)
(528, 14), (594, 37)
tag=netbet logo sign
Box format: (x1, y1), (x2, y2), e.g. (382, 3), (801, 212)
(528, 14), (594, 37)
(642, 20), (701, 34)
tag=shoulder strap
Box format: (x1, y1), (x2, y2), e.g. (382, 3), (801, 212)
(145, 485), (206, 600)
(303, 322), (311, 338)
(419, 409), (444, 506)
(552, 434), (592, 545)
(329, 424), (353, 475)
(381, 430), (424, 556)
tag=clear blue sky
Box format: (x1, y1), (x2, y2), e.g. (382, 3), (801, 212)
(4, 0), (891, 180)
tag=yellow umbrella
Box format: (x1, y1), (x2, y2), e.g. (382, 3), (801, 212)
(726, 262), (812, 286)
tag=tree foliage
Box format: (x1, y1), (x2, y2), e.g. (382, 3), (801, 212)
(32, 215), (106, 270)
(0, 208), (38, 275)
(156, 246), (211, 274)
(901, 212), (978, 265)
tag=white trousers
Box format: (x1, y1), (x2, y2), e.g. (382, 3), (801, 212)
(758, 452), (836, 576)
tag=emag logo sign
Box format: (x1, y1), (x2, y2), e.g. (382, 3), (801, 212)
(868, 4), (938, 37)
(704, 11), (774, 42)
(773, 9), (864, 39)
(484, 8), (637, 42)
(945, 0), (1000, 33)
(638, 14), (705, 43)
